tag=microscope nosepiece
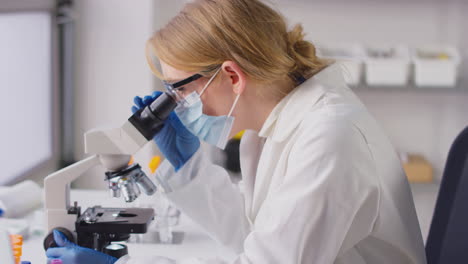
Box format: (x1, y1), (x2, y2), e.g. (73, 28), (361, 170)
(108, 180), (121, 198)
(119, 177), (140, 203)
(110, 187), (121, 199)
(105, 163), (157, 203)
(134, 172), (157, 196)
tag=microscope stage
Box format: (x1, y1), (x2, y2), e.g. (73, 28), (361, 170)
(76, 206), (154, 234)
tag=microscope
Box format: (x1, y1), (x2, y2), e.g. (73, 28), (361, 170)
(43, 92), (178, 258)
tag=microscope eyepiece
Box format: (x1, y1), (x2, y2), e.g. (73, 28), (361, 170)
(128, 92), (177, 141)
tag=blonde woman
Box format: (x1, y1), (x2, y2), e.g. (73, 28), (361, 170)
(46, 0), (426, 263)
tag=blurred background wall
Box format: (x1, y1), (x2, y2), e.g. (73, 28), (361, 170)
(272, 0), (468, 182)
(72, 0), (158, 188)
(3, 0), (463, 188)
(72, 0), (468, 188)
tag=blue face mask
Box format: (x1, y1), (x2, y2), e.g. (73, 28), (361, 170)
(175, 68), (241, 149)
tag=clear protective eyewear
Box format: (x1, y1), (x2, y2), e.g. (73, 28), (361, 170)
(162, 67), (221, 107)
(162, 73), (203, 104)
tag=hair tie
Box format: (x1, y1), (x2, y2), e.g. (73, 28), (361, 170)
(288, 71), (306, 85)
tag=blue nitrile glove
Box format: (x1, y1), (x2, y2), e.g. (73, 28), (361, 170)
(46, 230), (118, 264)
(132, 91), (200, 171)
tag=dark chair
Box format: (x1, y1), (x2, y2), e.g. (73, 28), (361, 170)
(426, 126), (468, 264)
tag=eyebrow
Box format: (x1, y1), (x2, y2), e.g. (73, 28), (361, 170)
(163, 77), (181, 83)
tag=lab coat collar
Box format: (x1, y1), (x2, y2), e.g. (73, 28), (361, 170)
(258, 63), (343, 142)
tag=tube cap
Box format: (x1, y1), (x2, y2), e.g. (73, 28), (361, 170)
(21, 261), (31, 264)
(0, 208), (3, 217)
(10, 234), (23, 245)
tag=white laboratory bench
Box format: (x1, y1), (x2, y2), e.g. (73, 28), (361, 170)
(22, 184), (439, 262)
(22, 189), (234, 263)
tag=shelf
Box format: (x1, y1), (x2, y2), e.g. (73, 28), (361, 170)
(348, 61), (468, 94)
(351, 84), (468, 94)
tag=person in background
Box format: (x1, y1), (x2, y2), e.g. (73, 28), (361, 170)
(46, 0), (427, 263)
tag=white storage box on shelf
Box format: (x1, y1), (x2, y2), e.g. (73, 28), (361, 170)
(365, 45), (411, 86)
(316, 44), (365, 86)
(412, 46), (460, 87)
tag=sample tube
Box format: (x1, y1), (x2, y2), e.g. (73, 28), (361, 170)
(10, 234), (23, 264)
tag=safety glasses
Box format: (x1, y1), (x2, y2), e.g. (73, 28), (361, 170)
(163, 73), (203, 101)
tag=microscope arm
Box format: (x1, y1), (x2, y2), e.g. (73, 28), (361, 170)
(44, 155), (100, 232)
(44, 92), (178, 233)
(44, 121), (151, 233)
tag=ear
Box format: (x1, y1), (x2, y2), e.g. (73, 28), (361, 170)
(221, 61), (246, 95)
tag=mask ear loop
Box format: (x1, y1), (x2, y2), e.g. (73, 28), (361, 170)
(218, 92), (241, 149)
(200, 67), (222, 96)
(198, 66), (241, 118)
(182, 67), (221, 108)
(228, 93), (241, 117)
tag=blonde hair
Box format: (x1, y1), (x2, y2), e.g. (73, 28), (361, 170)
(146, 0), (328, 98)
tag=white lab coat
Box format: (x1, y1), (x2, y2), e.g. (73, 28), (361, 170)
(116, 64), (427, 264)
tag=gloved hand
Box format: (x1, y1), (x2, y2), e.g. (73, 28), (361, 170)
(132, 91), (200, 171)
(46, 230), (118, 264)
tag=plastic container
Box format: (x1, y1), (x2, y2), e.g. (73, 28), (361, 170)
(364, 45), (411, 86)
(0, 180), (42, 218)
(412, 45), (460, 87)
(316, 43), (365, 86)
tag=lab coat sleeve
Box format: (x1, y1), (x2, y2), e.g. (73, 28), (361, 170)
(155, 149), (252, 254)
(118, 120), (378, 264)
